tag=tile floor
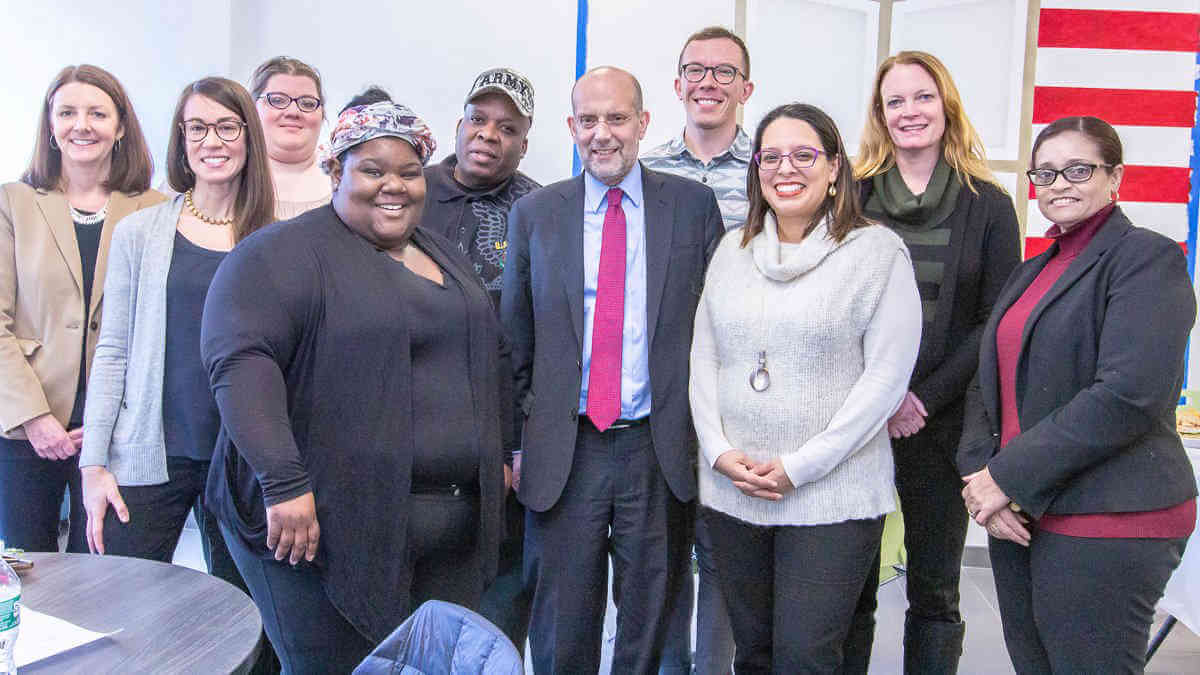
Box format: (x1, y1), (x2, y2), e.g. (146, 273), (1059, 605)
(172, 523), (1200, 674)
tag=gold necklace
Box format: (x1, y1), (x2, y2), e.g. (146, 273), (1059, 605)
(184, 189), (233, 226)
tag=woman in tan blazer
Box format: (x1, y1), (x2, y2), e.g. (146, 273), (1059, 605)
(0, 64), (162, 552)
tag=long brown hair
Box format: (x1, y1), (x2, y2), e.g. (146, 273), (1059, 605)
(166, 77), (276, 243)
(22, 64), (153, 194)
(742, 103), (868, 247)
(855, 50), (997, 193)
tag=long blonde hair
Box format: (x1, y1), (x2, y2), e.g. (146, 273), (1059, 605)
(855, 51), (997, 193)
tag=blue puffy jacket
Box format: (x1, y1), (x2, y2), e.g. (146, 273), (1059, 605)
(353, 600), (522, 675)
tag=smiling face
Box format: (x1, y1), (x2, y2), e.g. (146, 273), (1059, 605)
(50, 81), (124, 173)
(879, 62), (946, 156)
(454, 93), (530, 189)
(182, 94), (248, 190)
(331, 136), (426, 250)
(255, 73), (322, 163)
(568, 69), (649, 186)
(1032, 130), (1122, 229)
(674, 37), (753, 132)
(758, 117), (838, 227)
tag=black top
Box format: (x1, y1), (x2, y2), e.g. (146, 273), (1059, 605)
(163, 232), (226, 461)
(959, 207), (1198, 517)
(69, 215), (103, 428)
(858, 179), (1021, 428)
(403, 267), (479, 487)
(420, 155), (540, 311)
(201, 206), (511, 642)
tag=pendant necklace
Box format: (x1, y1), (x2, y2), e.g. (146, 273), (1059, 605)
(749, 274), (771, 392)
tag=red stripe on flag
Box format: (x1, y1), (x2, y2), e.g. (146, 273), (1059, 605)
(1039, 9), (1200, 52)
(1026, 166), (1191, 203)
(1024, 236), (1186, 260)
(1033, 87), (1196, 127)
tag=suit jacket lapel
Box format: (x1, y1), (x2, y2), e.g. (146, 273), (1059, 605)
(642, 165), (673, 350)
(561, 176), (586, 352)
(92, 191), (138, 317)
(979, 251), (1051, 426)
(34, 190), (83, 295)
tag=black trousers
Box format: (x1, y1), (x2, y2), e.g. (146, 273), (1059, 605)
(223, 491), (481, 675)
(478, 493), (533, 650)
(0, 437), (86, 552)
(524, 421), (689, 674)
(703, 507), (883, 674)
(660, 504), (737, 675)
(989, 529), (1187, 674)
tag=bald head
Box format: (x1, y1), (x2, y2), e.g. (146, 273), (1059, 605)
(572, 66), (643, 114)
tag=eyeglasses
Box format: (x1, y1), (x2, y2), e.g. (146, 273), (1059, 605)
(180, 119), (246, 143)
(679, 63), (743, 85)
(754, 147), (826, 172)
(1026, 163), (1112, 186)
(259, 92), (322, 114)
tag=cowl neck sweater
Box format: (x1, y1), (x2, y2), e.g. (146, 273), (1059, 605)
(752, 211), (862, 282)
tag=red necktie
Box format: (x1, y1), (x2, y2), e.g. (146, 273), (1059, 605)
(586, 187), (626, 432)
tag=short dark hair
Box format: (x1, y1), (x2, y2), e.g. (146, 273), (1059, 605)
(249, 56), (326, 119)
(166, 77), (276, 243)
(339, 86), (393, 115)
(743, 103), (868, 247)
(22, 64), (154, 194)
(677, 26), (751, 78)
(1031, 116), (1124, 168)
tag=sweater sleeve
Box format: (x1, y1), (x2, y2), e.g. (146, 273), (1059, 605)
(911, 189), (1021, 416)
(201, 237), (314, 506)
(781, 253), (922, 488)
(690, 282), (734, 468)
(79, 214), (139, 467)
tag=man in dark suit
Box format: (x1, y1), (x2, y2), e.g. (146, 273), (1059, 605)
(501, 66), (724, 673)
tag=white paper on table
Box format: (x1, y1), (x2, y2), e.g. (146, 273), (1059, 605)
(13, 606), (121, 667)
(1160, 445), (1200, 633)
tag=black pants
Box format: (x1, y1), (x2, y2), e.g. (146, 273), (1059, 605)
(478, 492), (533, 649)
(660, 504), (737, 675)
(525, 421), (689, 674)
(223, 491), (481, 675)
(892, 426), (969, 672)
(989, 529), (1187, 674)
(703, 507), (883, 674)
(0, 437), (86, 552)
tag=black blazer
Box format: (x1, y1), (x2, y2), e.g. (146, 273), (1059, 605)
(859, 179), (1021, 438)
(958, 207), (1198, 518)
(501, 163), (724, 512)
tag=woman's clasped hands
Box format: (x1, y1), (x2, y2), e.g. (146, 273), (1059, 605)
(961, 467), (1031, 547)
(714, 450), (796, 501)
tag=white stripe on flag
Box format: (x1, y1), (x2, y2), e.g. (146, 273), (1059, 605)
(1036, 48), (1196, 92)
(1031, 124), (1195, 168)
(1026, 201), (1189, 241)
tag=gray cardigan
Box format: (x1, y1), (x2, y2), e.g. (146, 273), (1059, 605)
(80, 196), (185, 485)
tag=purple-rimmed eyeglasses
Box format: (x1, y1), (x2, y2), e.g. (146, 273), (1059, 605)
(753, 146), (827, 172)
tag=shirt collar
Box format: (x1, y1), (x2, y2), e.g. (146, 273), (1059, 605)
(584, 162), (644, 213)
(665, 125), (752, 164)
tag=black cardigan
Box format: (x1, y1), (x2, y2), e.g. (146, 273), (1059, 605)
(201, 205), (511, 642)
(859, 179), (1021, 435)
(958, 207), (1198, 518)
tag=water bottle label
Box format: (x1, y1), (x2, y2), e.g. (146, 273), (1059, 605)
(0, 595), (18, 631)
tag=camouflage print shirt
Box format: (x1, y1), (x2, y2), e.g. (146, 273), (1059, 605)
(421, 154), (540, 311)
(641, 126), (751, 231)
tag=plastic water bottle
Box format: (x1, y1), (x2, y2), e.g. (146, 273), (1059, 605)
(0, 540), (19, 674)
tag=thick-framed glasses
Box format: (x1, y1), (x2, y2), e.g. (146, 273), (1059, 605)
(1026, 163), (1112, 186)
(679, 63), (743, 85)
(259, 92), (322, 113)
(754, 147), (826, 172)
(181, 119), (246, 143)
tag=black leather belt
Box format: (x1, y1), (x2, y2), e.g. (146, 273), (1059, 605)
(581, 416), (649, 431)
(410, 482), (478, 497)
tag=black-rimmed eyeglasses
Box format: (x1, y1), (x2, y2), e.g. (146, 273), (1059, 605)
(180, 119), (246, 143)
(259, 92), (322, 113)
(754, 147), (826, 172)
(1027, 163), (1112, 186)
(679, 63), (744, 85)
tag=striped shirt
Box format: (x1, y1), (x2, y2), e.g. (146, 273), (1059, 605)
(641, 127), (751, 231)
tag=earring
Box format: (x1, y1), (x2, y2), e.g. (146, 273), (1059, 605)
(828, 183), (837, 197)
(114, 138), (121, 154)
(49, 135), (59, 151)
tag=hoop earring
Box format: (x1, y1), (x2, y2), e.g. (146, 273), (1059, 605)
(49, 135), (59, 151)
(828, 183), (837, 197)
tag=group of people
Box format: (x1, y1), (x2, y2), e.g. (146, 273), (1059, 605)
(0, 23), (1194, 675)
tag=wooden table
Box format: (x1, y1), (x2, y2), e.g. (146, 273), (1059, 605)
(17, 553), (261, 674)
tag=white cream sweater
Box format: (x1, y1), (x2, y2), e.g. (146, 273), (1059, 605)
(690, 214), (921, 526)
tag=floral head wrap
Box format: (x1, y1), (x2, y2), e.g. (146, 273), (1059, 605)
(323, 101), (436, 172)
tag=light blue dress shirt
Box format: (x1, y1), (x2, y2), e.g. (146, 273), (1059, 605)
(578, 165), (652, 420)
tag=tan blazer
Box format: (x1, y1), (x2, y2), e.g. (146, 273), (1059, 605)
(0, 181), (165, 438)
